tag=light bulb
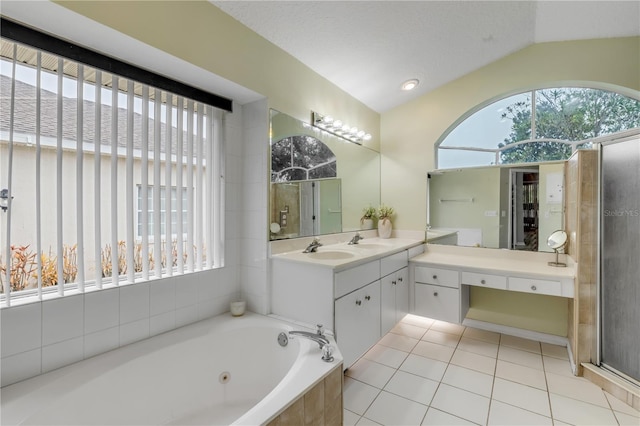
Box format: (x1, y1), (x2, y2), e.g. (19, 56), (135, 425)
(333, 120), (343, 129)
(401, 79), (419, 91)
(323, 115), (333, 124)
(363, 133), (372, 141)
(357, 130), (365, 138)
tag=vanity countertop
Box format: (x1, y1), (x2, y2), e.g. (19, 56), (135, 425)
(271, 237), (424, 271)
(411, 244), (576, 280)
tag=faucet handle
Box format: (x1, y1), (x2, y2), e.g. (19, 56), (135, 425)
(316, 324), (325, 335)
(321, 344), (334, 362)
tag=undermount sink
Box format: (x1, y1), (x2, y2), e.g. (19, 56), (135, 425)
(307, 251), (355, 260)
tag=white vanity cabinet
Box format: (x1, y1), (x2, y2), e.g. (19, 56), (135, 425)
(380, 261), (409, 334)
(271, 242), (423, 370)
(412, 265), (468, 324)
(335, 280), (381, 368)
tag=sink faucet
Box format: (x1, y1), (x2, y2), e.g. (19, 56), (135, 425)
(348, 232), (364, 245)
(303, 237), (323, 253)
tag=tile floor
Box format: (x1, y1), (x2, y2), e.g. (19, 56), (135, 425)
(343, 314), (640, 426)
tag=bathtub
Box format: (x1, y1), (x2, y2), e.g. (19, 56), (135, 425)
(0, 312), (343, 425)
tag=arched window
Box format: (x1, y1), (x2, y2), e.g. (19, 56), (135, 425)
(437, 87), (640, 169)
(271, 135), (337, 182)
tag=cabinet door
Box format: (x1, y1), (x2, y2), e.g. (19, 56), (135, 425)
(414, 283), (460, 324)
(380, 274), (397, 335)
(335, 280), (381, 369)
(395, 267), (409, 323)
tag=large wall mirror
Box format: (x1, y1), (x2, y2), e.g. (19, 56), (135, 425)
(427, 162), (565, 252)
(269, 110), (380, 240)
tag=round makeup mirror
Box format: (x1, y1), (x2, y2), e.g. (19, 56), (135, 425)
(547, 230), (567, 267)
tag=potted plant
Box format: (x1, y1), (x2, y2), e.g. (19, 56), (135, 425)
(377, 204), (394, 238)
(360, 206), (377, 230)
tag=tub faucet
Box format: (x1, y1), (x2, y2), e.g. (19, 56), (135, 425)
(303, 238), (323, 253)
(289, 324), (330, 349)
(348, 232), (364, 245)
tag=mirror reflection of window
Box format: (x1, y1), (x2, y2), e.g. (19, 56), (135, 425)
(271, 135), (337, 182)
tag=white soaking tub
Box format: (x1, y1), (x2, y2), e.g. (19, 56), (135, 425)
(0, 312), (342, 425)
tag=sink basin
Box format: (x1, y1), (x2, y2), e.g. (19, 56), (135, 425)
(307, 251), (355, 260)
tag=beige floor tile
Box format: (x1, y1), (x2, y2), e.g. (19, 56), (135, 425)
(384, 370), (439, 405)
(422, 329), (461, 348)
(400, 353), (448, 382)
(542, 355), (573, 377)
(495, 359), (547, 390)
(497, 345), (544, 370)
(431, 320), (465, 336)
(378, 332), (419, 353)
(343, 377), (380, 416)
(457, 336), (499, 358)
(488, 400), (553, 425)
(614, 410), (640, 426)
(356, 416), (382, 425)
(500, 334), (541, 354)
(492, 377), (551, 417)
(441, 363), (494, 397)
(450, 348), (497, 375)
(604, 391), (640, 417)
(463, 327), (501, 344)
(412, 340), (455, 363)
(364, 344), (409, 369)
(364, 391), (428, 426)
(422, 408), (478, 425)
(401, 314), (435, 329)
(546, 371), (609, 408)
(431, 383), (490, 425)
(391, 322), (428, 339)
(343, 409), (361, 426)
(541, 342), (569, 360)
(346, 358), (396, 389)
(550, 393), (618, 425)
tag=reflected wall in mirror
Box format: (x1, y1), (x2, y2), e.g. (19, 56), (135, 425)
(269, 110), (380, 240)
(427, 162), (565, 251)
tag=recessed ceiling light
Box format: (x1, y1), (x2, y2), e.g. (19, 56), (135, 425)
(401, 79), (419, 91)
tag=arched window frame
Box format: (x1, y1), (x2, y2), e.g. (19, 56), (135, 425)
(435, 85), (640, 169)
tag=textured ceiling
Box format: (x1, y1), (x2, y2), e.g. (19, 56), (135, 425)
(212, 1), (640, 112)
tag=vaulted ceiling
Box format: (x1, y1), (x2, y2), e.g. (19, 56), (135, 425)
(212, 1), (640, 112)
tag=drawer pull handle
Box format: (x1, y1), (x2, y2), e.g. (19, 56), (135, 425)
(392, 280), (397, 285)
(481, 279), (486, 285)
(433, 275), (438, 280)
(433, 292), (438, 296)
(531, 285), (537, 291)
(365, 295), (371, 301)
(356, 300), (362, 306)
(398, 277), (403, 282)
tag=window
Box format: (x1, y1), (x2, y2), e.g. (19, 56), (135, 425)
(0, 36), (225, 305)
(437, 87), (640, 169)
(137, 186), (188, 239)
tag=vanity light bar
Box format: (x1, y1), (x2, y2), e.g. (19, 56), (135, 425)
(311, 111), (371, 144)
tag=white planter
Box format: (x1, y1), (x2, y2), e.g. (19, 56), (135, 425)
(378, 218), (392, 239)
(361, 218), (374, 230)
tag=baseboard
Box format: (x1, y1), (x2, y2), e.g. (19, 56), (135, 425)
(462, 318), (569, 347)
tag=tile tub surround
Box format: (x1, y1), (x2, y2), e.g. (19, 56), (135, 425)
(0, 269), (239, 387)
(266, 363), (343, 426)
(343, 314), (640, 426)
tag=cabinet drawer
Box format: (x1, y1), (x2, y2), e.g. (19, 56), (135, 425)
(509, 277), (562, 296)
(461, 271), (507, 290)
(414, 266), (458, 288)
(381, 251), (408, 277)
(335, 260), (380, 298)
(414, 283), (460, 324)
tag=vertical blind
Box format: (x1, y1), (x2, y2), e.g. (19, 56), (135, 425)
(0, 38), (225, 307)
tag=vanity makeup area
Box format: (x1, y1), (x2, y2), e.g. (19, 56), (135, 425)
(268, 110), (575, 370)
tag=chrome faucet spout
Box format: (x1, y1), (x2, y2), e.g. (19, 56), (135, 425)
(288, 330), (330, 349)
(348, 232), (364, 245)
(303, 238), (323, 253)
